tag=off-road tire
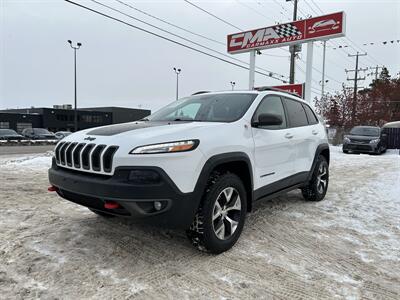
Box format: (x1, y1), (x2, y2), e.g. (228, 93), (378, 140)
(301, 156), (329, 202)
(342, 149), (349, 154)
(186, 171), (247, 254)
(89, 208), (115, 218)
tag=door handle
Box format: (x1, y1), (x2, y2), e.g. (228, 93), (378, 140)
(284, 133), (294, 139)
(312, 130), (318, 135)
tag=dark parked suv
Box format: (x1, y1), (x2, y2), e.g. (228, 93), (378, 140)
(343, 126), (387, 154)
(22, 128), (56, 140)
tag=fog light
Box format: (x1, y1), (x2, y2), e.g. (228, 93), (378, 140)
(154, 201), (162, 211)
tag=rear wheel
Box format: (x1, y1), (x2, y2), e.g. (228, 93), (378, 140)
(186, 172), (247, 254)
(302, 156), (329, 202)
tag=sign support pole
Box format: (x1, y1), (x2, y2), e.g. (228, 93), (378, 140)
(249, 50), (256, 90)
(305, 41), (314, 104)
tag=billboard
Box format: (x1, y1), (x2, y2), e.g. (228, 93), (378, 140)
(227, 12), (345, 54)
(255, 84), (305, 98)
(273, 84), (305, 98)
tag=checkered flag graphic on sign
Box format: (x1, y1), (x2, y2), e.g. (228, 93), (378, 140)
(274, 24), (302, 38)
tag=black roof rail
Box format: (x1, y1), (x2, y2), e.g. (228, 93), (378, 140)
(191, 91), (210, 95)
(254, 86), (301, 98)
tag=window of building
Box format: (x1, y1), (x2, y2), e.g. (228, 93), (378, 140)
(0, 122), (9, 129)
(17, 122), (32, 133)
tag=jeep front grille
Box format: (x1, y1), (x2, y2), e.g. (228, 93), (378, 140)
(55, 142), (119, 174)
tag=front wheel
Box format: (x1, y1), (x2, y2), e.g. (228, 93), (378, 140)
(301, 156), (329, 201)
(186, 172), (247, 254)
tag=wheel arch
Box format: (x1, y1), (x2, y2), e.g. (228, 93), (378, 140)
(307, 143), (330, 182)
(194, 152), (254, 212)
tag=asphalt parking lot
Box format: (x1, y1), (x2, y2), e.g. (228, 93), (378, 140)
(0, 147), (399, 299)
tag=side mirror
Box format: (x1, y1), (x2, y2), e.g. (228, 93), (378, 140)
(252, 113), (282, 127)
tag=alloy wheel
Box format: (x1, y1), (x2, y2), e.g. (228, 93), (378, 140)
(212, 187), (242, 240)
(316, 164), (328, 194)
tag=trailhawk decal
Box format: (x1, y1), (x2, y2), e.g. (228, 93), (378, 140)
(227, 12), (345, 54)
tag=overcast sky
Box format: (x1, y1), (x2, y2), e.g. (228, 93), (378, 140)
(1, 0), (399, 112)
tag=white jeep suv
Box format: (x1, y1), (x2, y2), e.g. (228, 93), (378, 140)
(48, 89), (329, 253)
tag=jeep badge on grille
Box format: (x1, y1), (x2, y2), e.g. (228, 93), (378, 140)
(84, 136), (96, 141)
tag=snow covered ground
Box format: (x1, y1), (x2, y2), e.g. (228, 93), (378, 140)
(0, 146), (399, 299)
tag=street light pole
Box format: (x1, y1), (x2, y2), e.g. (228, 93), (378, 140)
(67, 40), (82, 132)
(173, 67), (181, 100)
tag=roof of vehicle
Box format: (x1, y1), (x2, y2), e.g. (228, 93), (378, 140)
(352, 125), (380, 129)
(190, 89), (307, 103)
(383, 121), (400, 128)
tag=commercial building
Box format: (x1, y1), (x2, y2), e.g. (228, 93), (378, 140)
(0, 106), (151, 133)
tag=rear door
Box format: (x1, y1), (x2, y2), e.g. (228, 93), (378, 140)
(282, 98), (314, 176)
(251, 95), (295, 189)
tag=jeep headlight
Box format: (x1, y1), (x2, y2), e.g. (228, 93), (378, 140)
(130, 140), (199, 154)
(369, 139), (380, 144)
(343, 137), (350, 143)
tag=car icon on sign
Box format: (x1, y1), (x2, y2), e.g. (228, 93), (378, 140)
(308, 19), (339, 33)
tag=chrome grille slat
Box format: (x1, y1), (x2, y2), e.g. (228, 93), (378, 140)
(66, 142), (78, 167)
(91, 145), (106, 171)
(81, 143), (95, 170)
(55, 142), (65, 163)
(59, 142), (70, 165)
(55, 142), (118, 174)
(73, 143), (86, 168)
(103, 146), (119, 173)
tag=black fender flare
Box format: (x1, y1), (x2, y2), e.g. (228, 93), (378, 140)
(192, 152), (254, 210)
(307, 143), (330, 182)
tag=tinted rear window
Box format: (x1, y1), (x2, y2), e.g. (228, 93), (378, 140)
(302, 104), (319, 125)
(283, 98), (309, 127)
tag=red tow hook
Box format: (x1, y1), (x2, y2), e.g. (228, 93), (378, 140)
(48, 186), (58, 192)
(104, 201), (121, 209)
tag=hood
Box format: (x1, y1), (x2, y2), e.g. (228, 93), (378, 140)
(346, 134), (379, 141)
(63, 121), (230, 150)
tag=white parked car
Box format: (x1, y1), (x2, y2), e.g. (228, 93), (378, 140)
(48, 89), (330, 253)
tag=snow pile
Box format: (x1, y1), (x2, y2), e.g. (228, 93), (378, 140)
(0, 151), (53, 170)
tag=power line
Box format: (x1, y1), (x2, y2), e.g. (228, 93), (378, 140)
(235, 0), (275, 23)
(90, 0), (287, 80)
(183, 0), (290, 57)
(309, 0), (324, 14)
(64, 0), (287, 82)
(303, 0), (319, 15)
(114, 0), (225, 46)
(183, 0), (242, 31)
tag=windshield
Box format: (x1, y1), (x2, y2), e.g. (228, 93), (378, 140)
(0, 129), (18, 135)
(34, 128), (52, 134)
(147, 93), (257, 122)
(350, 127), (380, 136)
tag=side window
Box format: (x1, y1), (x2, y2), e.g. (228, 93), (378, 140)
(302, 104), (319, 125)
(252, 95), (287, 130)
(283, 98), (309, 128)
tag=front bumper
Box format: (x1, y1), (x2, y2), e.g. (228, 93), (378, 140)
(48, 160), (200, 228)
(343, 143), (378, 153)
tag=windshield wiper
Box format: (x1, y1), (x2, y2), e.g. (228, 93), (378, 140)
(173, 118), (193, 121)
(139, 118), (149, 121)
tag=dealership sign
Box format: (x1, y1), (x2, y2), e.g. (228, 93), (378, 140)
(273, 84), (305, 98)
(227, 12), (345, 54)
